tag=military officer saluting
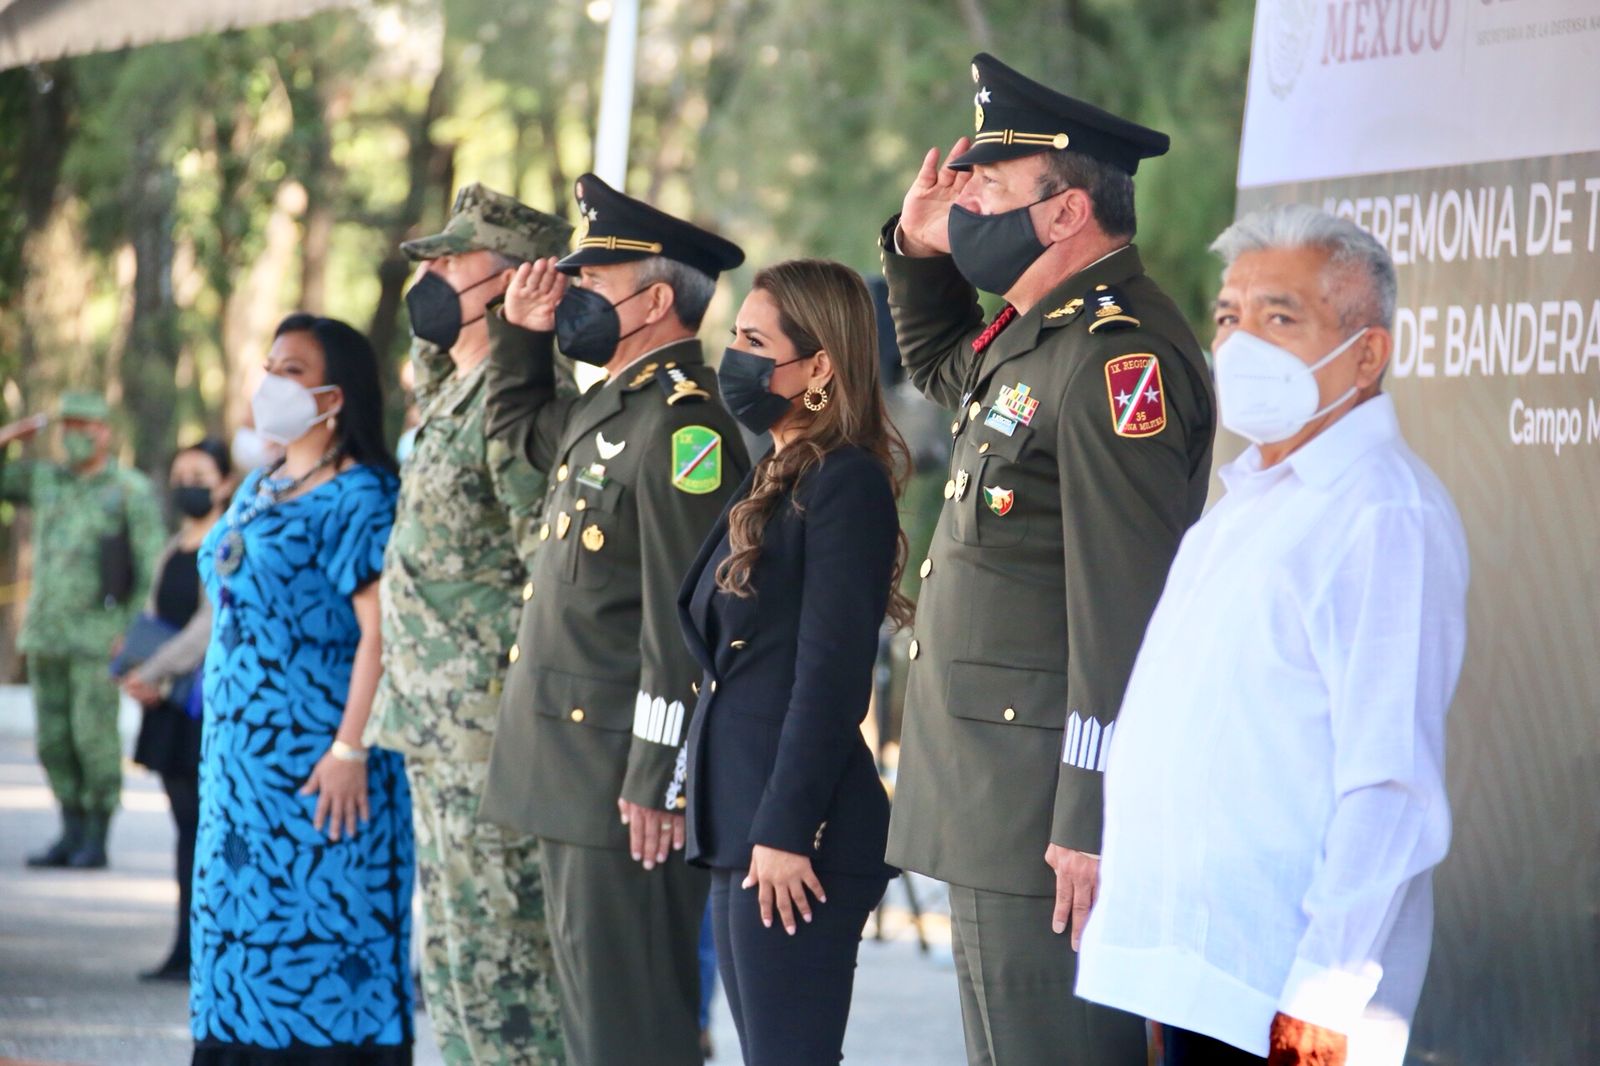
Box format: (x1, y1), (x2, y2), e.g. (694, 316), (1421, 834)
(0, 391), (165, 870)
(366, 183), (572, 1065)
(882, 54), (1215, 1065)
(480, 173), (749, 1066)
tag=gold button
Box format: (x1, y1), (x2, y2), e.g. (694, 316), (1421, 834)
(968, 401), (982, 421)
(1003, 707), (1016, 722)
(730, 639), (748, 650)
(950, 420), (961, 436)
(919, 558), (932, 579)
(691, 681), (700, 696)
(539, 523), (550, 541)
(522, 582), (533, 601)
(978, 442), (990, 454)
(943, 479), (956, 499)
(1052, 133), (1070, 150)
(575, 498), (588, 511)
(557, 464), (570, 481)
(711, 680), (718, 693)
(675, 796), (687, 810)
(508, 644), (520, 664)
(909, 639), (920, 660)
(570, 708), (585, 722)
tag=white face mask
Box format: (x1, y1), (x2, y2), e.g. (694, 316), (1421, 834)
(250, 373), (341, 446)
(230, 427), (283, 472)
(1213, 327), (1368, 445)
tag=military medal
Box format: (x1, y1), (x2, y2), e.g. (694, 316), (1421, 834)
(983, 485), (1015, 516)
(556, 512), (572, 539)
(994, 382), (1040, 426)
(954, 470), (971, 500)
(581, 524), (605, 552)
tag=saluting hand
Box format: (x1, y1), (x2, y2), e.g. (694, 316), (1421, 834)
(744, 844), (826, 936)
(897, 137), (974, 258)
(503, 257), (568, 333)
(0, 412), (49, 448)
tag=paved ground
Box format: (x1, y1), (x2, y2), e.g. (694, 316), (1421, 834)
(0, 688), (965, 1065)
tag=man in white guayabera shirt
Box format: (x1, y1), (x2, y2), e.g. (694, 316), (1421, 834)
(1075, 204), (1469, 1066)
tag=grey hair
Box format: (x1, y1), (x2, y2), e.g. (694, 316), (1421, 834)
(1210, 204), (1397, 331)
(634, 256), (717, 330)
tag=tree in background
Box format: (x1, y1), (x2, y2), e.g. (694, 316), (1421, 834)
(0, 0), (1252, 677)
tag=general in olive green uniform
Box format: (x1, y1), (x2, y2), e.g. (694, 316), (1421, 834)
(1, 392), (165, 867)
(882, 55), (1215, 1065)
(479, 174), (748, 1066)
(366, 185), (573, 1066)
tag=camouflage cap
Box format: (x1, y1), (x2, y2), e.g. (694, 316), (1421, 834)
(401, 183), (575, 263)
(57, 390), (110, 423)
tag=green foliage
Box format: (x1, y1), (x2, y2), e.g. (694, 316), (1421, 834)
(0, 0), (1253, 474)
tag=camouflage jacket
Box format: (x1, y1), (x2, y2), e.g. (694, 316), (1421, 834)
(368, 339), (550, 762)
(1, 457), (166, 659)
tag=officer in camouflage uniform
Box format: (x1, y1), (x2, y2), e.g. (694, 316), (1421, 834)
(0, 392), (164, 868)
(364, 184), (573, 1066)
(881, 55), (1215, 1065)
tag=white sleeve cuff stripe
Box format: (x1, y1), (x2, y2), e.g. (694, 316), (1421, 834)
(633, 690), (687, 747)
(1063, 712), (1113, 772)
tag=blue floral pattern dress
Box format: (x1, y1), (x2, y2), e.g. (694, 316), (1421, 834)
(192, 464), (413, 1064)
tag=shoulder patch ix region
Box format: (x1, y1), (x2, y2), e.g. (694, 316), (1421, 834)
(1085, 284), (1141, 334)
(1104, 353), (1167, 438)
(671, 425), (723, 494)
(655, 364), (709, 405)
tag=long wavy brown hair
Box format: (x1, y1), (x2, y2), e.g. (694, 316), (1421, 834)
(714, 259), (915, 630)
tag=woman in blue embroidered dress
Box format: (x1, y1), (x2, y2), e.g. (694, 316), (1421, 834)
(192, 313), (412, 1065)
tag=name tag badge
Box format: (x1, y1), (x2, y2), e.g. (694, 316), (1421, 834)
(984, 409), (1018, 436)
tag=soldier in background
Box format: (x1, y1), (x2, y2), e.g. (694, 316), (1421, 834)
(482, 173), (749, 1066)
(881, 54), (1215, 1065)
(364, 184), (573, 1066)
(0, 391), (165, 869)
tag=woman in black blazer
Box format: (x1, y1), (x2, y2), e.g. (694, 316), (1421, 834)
(678, 259), (913, 1066)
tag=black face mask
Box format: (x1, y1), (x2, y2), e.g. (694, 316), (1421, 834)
(717, 347), (813, 436)
(171, 485), (214, 519)
(405, 269), (501, 350)
(947, 191), (1062, 295)
(554, 285), (652, 367)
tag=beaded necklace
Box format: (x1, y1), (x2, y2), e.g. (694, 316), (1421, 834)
(214, 445), (343, 579)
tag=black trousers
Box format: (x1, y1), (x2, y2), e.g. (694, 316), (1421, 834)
(709, 866), (887, 1066)
(164, 772), (199, 964)
(1160, 1025), (1268, 1065)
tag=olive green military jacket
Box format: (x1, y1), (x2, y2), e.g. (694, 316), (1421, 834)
(478, 313), (750, 850)
(881, 224), (1215, 896)
(1, 458), (165, 659)
(367, 338), (550, 764)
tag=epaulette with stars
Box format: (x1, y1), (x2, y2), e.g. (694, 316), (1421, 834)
(1042, 283), (1142, 333)
(654, 363), (710, 405)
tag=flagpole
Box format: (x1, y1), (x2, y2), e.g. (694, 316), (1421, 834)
(594, 0), (639, 188)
